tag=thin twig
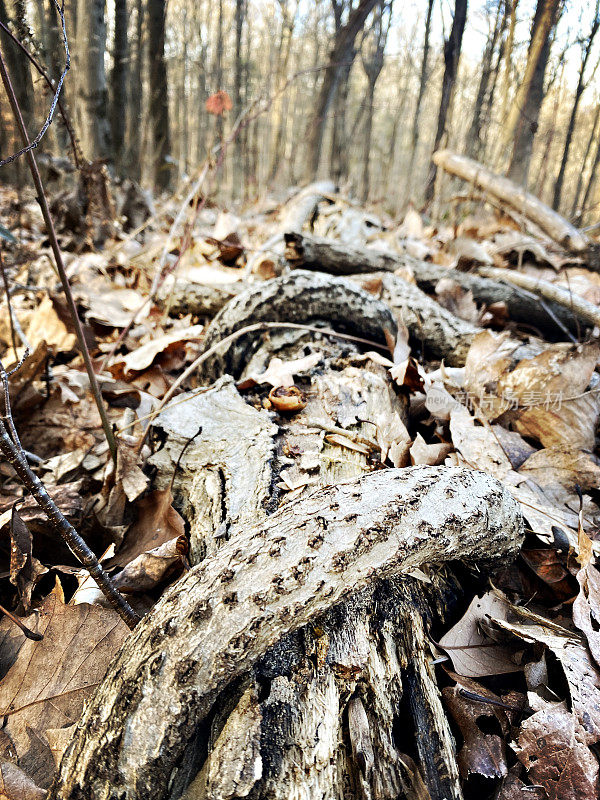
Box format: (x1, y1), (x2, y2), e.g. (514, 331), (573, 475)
(0, 0), (71, 167)
(0, 44), (118, 463)
(0, 357), (139, 629)
(0, 603), (43, 641)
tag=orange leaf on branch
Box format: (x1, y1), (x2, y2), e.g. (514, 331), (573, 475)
(205, 91), (233, 116)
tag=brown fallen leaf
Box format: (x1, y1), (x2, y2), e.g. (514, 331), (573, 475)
(112, 536), (187, 593)
(107, 488), (185, 568)
(0, 584), (129, 788)
(24, 295), (76, 353)
(9, 507), (47, 614)
(435, 277), (481, 324)
(438, 592), (523, 677)
(0, 761), (46, 800)
(515, 698), (599, 800)
(111, 325), (204, 377)
(442, 675), (521, 779)
(573, 563), (600, 669)
(465, 332), (600, 449)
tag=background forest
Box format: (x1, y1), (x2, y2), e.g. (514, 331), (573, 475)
(1, 0), (600, 221)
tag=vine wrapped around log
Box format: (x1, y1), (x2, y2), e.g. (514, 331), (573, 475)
(51, 466), (523, 800)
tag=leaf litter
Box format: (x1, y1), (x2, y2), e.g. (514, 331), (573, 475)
(1, 180), (600, 797)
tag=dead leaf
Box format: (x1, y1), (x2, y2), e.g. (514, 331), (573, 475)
(112, 325), (204, 377)
(443, 676), (518, 778)
(112, 536), (187, 593)
(515, 698), (599, 800)
(9, 508), (46, 614)
(25, 296), (76, 352)
(0, 586), (129, 788)
(0, 761), (46, 800)
(409, 433), (452, 466)
(240, 352), (322, 390)
(573, 563), (600, 668)
(108, 489), (185, 568)
(439, 592), (523, 677)
(205, 90), (232, 115)
(435, 278), (480, 324)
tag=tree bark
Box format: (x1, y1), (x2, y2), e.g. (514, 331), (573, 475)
(110, 0), (128, 174)
(148, 0), (172, 191)
(283, 231), (585, 336)
(75, 0), (111, 160)
(304, 0), (378, 180)
(51, 456), (522, 800)
(570, 100), (600, 222)
(433, 149), (590, 253)
(551, 7), (600, 211)
(423, 0), (468, 204)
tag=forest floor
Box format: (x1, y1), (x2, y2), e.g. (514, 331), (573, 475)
(0, 176), (599, 800)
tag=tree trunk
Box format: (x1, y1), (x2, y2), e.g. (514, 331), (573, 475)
(110, 0), (128, 174)
(148, 0), (172, 191)
(423, 0), (468, 204)
(552, 9), (600, 211)
(304, 0), (378, 180)
(580, 125), (600, 224)
(405, 0), (434, 196)
(465, 0), (504, 160)
(506, 0), (557, 185)
(232, 0), (245, 196)
(125, 0), (143, 181)
(75, 0), (111, 160)
(500, 0), (561, 160)
(50, 273), (524, 800)
(570, 100), (600, 221)
(0, 0), (35, 181)
(329, 59), (353, 183)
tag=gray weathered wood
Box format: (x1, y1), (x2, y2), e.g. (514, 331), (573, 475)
(51, 466), (523, 800)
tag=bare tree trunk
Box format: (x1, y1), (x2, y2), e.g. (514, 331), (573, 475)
(125, 0), (143, 181)
(329, 59), (353, 183)
(110, 0), (128, 174)
(405, 0), (434, 196)
(465, 0), (504, 160)
(268, 2), (298, 183)
(570, 100), (600, 221)
(500, 0), (561, 159)
(75, 0), (111, 160)
(232, 0), (245, 197)
(148, 0), (172, 191)
(0, 0), (35, 180)
(552, 5), (600, 211)
(580, 127), (600, 224)
(423, 0), (468, 204)
(506, 0), (558, 185)
(304, 0), (378, 180)
(359, 1), (391, 202)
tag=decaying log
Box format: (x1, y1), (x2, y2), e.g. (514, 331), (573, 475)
(432, 150), (589, 255)
(51, 465), (523, 800)
(160, 281), (244, 318)
(196, 271), (397, 382)
(477, 266), (600, 330)
(246, 181), (336, 276)
(351, 272), (480, 366)
(285, 231), (584, 337)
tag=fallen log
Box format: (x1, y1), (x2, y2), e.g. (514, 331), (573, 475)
(432, 150), (590, 256)
(285, 231), (583, 338)
(51, 465), (523, 800)
(476, 266), (600, 330)
(245, 181), (336, 276)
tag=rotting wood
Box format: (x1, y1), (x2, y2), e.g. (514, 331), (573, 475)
(432, 150), (589, 255)
(196, 270), (398, 382)
(284, 230), (584, 337)
(51, 466), (523, 800)
(476, 265), (600, 330)
(245, 181), (336, 276)
(351, 272), (479, 366)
